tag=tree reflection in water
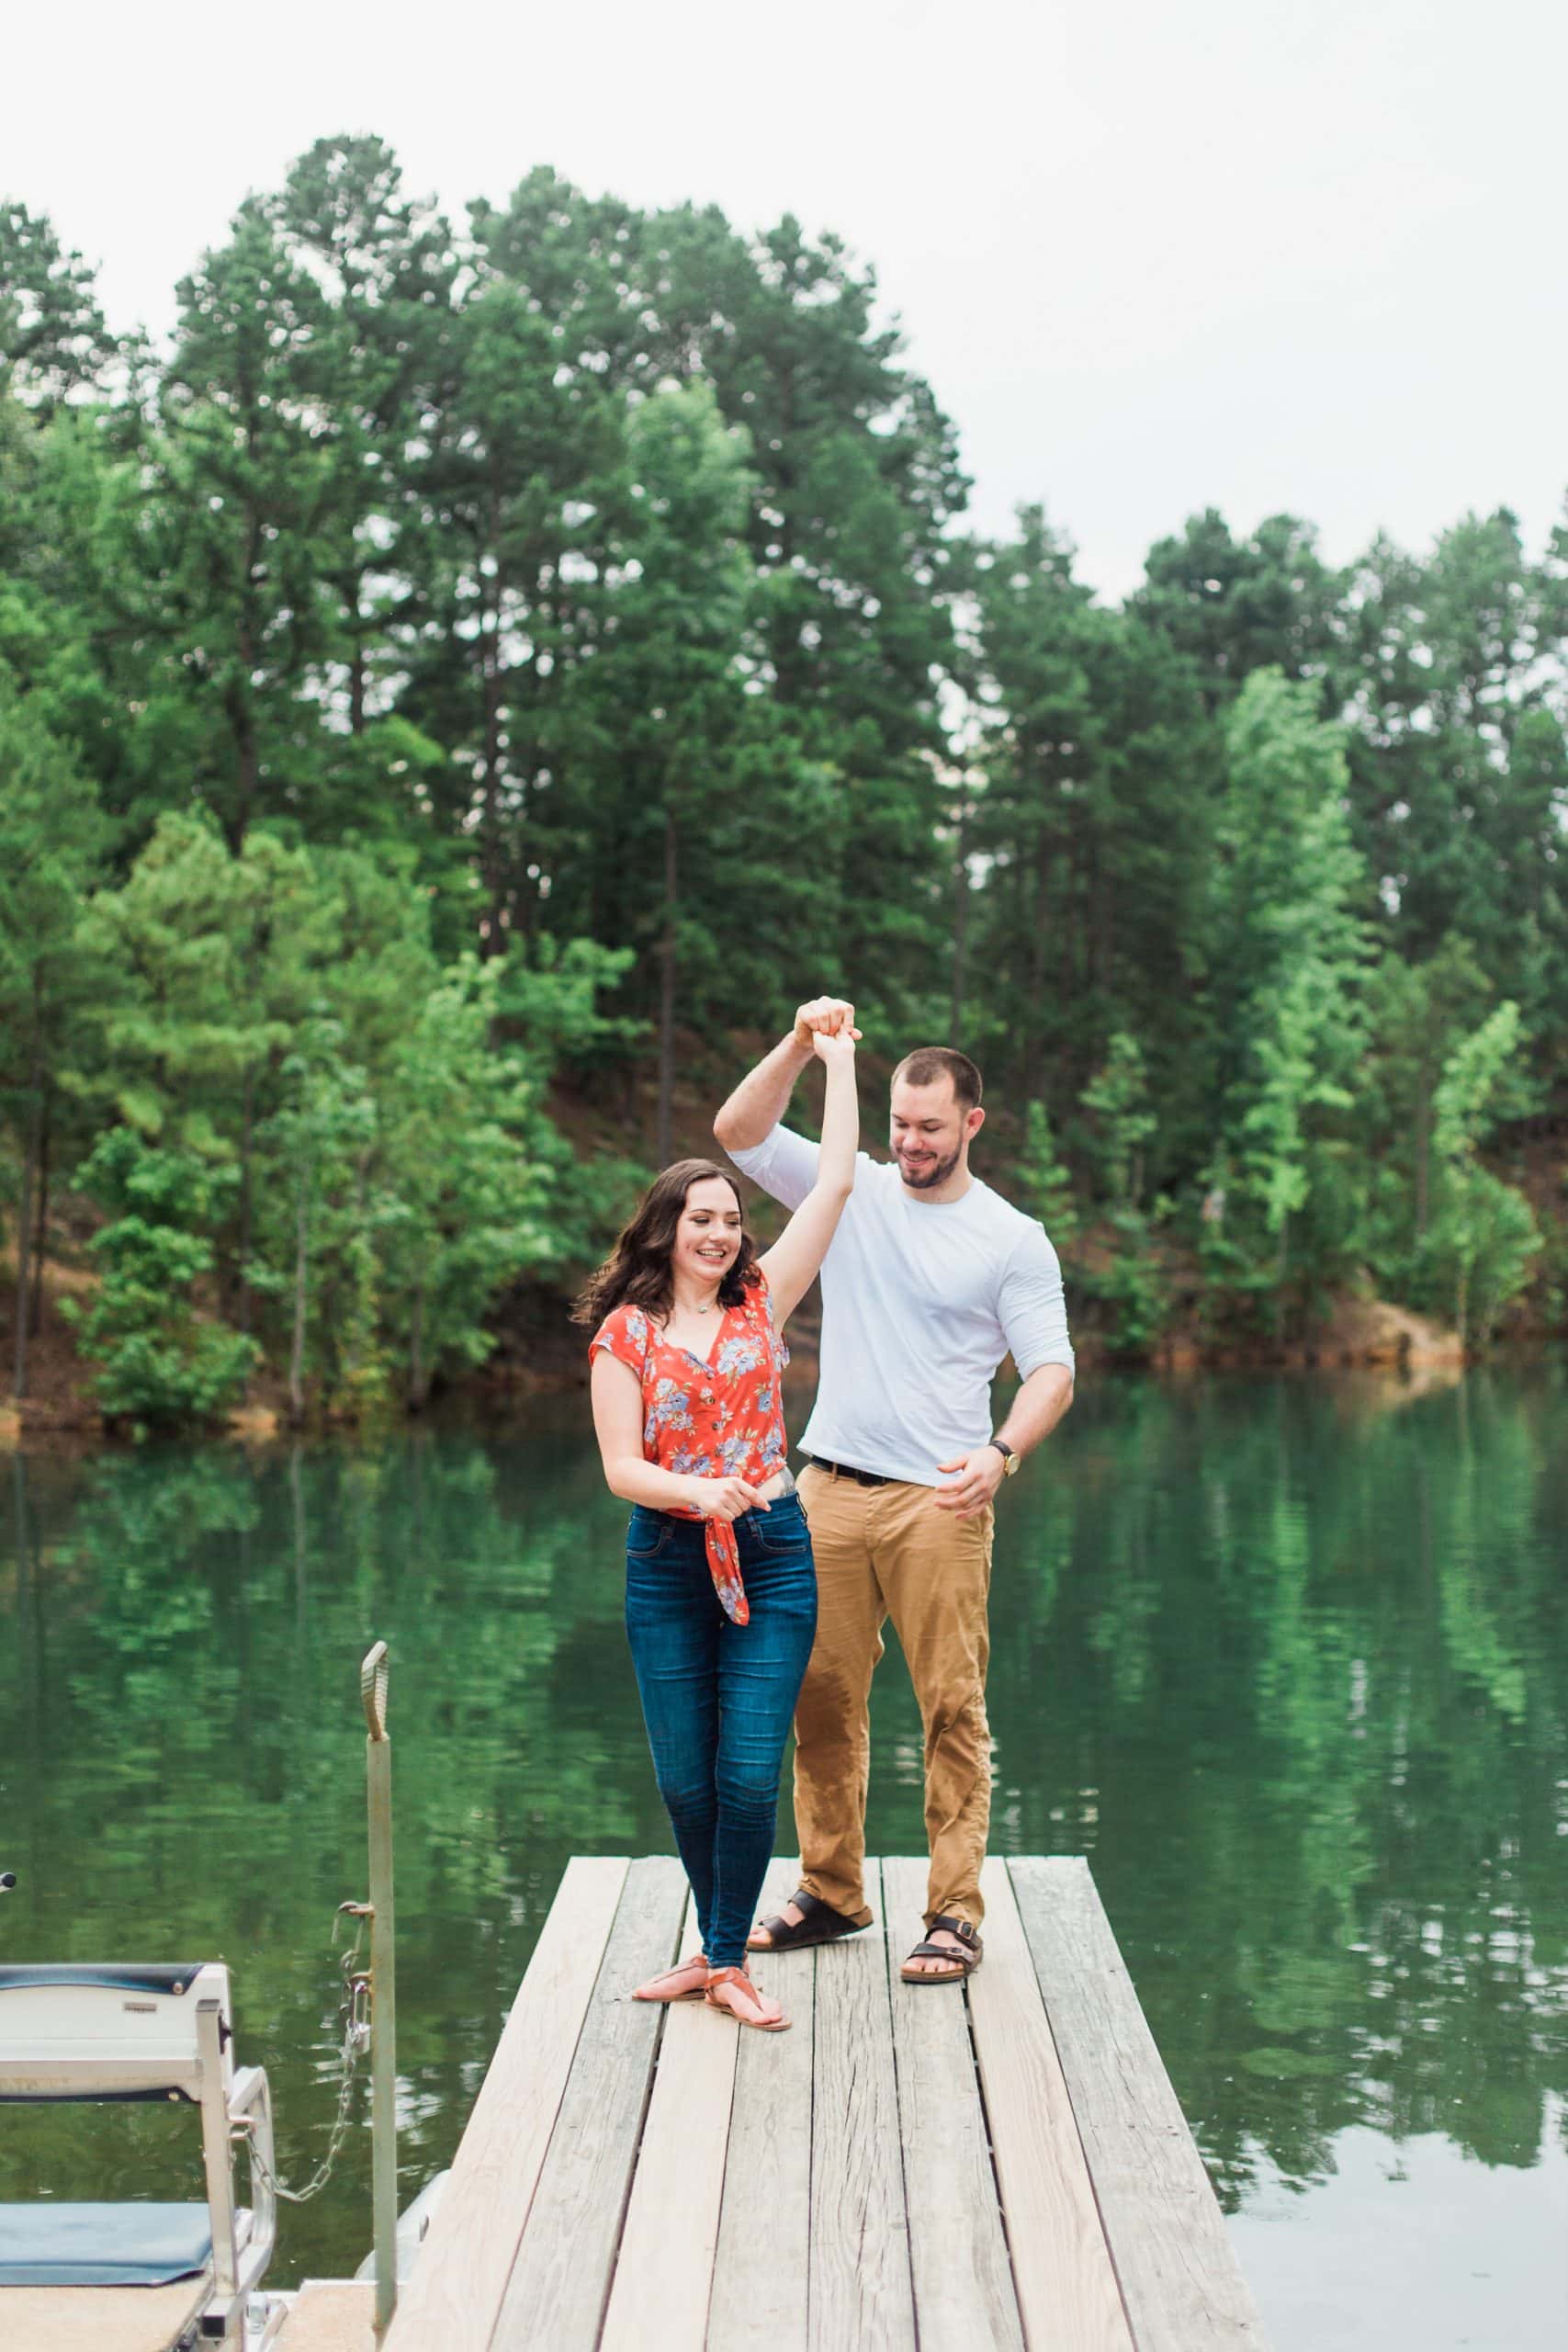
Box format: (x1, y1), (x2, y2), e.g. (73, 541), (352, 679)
(1, 1367), (1564, 2315)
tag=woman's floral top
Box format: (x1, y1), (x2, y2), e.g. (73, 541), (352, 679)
(590, 1272), (790, 1625)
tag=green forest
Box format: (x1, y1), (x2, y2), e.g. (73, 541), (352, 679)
(3, 134), (1565, 1430)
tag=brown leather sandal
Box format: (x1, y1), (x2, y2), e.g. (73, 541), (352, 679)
(900, 1915), (983, 1984)
(705, 1964), (791, 2030)
(746, 1886), (873, 1952)
(631, 1952), (710, 2002)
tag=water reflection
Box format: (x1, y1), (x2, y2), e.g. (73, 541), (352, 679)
(1, 1369), (1564, 2346)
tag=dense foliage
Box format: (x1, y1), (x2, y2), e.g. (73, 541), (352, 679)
(2, 139), (1564, 1421)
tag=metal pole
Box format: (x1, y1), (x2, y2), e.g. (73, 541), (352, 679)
(361, 1642), (398, 2338)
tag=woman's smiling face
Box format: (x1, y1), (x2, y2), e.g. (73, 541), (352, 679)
(673, 1176), (744, 1288)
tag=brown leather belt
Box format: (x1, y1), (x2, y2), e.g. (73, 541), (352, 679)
(805, 1454), (896, 1487)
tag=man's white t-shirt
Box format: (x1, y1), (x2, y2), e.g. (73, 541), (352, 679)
(728, 1125), (1075, 1488)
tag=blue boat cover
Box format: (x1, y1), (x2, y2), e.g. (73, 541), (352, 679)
(0, 1964), (207, 1996)
(0, 2201), (213, 2286)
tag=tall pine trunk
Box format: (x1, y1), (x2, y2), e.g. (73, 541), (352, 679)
(657, 807), (678, 1168)
(477, 482), (509, 955)
(237, 1069), (254, 1343)
(227, 520), (262, 850)
(28, 1083), (51, 1339)
(408, 1284), (426, 1414)
(12, 1083), (39, 1400)
(950, 799), (971, 1039)
(349, 582), (367, 736)
(288, 1174), (310, 1425)
(479, 638), (504, 949)
(1025, 827), (1054, 1102)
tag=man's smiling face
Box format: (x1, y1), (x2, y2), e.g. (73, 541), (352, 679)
(889, 1075), (983, 1193)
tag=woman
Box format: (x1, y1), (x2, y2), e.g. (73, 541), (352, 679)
(578, 1025), (858, 2030)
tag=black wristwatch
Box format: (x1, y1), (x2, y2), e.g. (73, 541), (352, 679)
(987, 1438), (1020, 1477)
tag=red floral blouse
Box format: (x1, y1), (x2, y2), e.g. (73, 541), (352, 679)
(589, 1271), (790, 1625)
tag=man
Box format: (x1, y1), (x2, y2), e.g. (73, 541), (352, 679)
(713, 995), (1075, 1982)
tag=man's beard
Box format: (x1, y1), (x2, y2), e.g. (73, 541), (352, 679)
(897, 1142), (963, 1191)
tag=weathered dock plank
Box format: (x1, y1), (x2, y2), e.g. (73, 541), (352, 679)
(491, 1856), (689, 2352)
(881, 1855), (1023, 2352)
(972, 1856), (1134, 2352)
(807, 1859), (916, 2352)
(707, 1857), (815, 2352)
(377, 1853), (1267, 2352)
(384, 1855), (627, 2352)
(599, 1891), (739, 2352)
(1010, 1859), (1269, 2352)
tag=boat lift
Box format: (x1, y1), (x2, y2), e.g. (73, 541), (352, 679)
(0, 1643), (421, 2351)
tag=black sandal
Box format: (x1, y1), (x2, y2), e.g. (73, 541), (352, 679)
(900, 1914), (983, 1984)
(746, 1886), (874, 1952)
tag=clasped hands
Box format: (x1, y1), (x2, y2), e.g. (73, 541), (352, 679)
(794, 996), (861, 1065)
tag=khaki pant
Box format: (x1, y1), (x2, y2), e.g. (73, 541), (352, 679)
(794, 1463), (995, 1930)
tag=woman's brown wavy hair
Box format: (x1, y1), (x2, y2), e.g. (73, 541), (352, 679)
(571, 1159), (761, 1329)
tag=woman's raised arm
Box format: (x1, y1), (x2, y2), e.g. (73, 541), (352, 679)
(756, 1029), (859, 1324)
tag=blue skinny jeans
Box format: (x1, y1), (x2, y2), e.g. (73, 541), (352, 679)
(624, 1493), (818, 1971)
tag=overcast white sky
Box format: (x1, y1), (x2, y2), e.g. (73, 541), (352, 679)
(9, 0), (1566, 595)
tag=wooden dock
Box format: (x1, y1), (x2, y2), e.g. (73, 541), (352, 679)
(381, 1854), (1269, 2352)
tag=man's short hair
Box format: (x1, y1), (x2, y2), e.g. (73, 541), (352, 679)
(890, 1046), (983, 1112)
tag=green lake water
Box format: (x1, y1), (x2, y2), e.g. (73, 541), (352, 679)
(2, 1367), (1565, 2348)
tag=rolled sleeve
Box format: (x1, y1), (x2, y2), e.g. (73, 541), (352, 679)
(724, 1123), (820, 1212)
(999, 1225), (1075, 1381)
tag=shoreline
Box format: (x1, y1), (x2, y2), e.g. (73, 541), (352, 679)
(0, 1268), (1530, 1454)
(3, 1336), (1528, 1457)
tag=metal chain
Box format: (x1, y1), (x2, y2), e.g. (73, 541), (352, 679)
(243, 1910), (371, 2206)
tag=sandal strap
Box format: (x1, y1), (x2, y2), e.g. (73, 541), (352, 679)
(790, 1888), (840, 1923)
(756, 1887), (839, 1933)
(905, 1917), (983, 1973)
(754, 1887), (851, 1941)
(706, 1966), (779, 2019)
